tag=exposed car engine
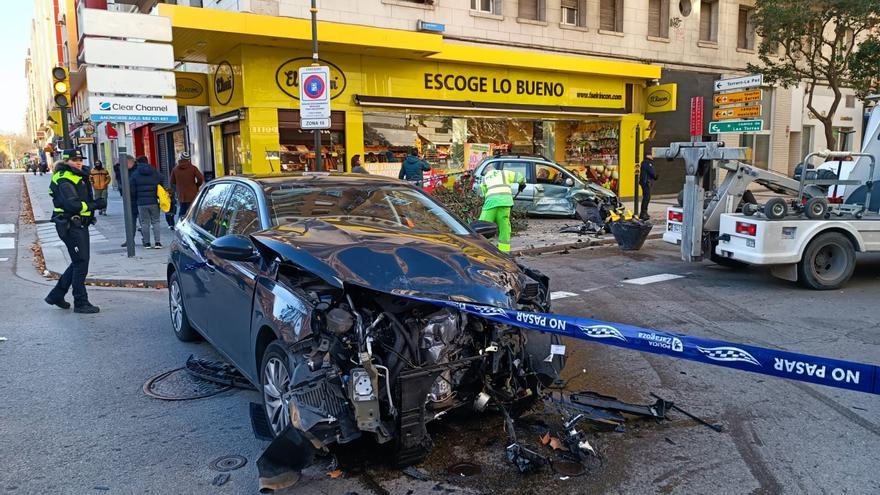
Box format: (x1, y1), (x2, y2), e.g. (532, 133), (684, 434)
(269, 262), (563, 468)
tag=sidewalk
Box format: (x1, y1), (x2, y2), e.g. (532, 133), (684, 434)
(25, 173), (171, 286)
(24, 173), (672, 285)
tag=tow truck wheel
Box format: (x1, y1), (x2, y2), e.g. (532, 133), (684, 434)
(805, 197), (828, 220)
(742, 203), (759, 216)
(797, 232), (855, 290)
(763, 197), (788, 220)
(260, 341), (292, 437)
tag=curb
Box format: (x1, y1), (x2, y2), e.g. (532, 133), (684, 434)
(512, 232), (664, 256)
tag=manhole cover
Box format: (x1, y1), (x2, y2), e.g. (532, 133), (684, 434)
(143, 367), (231, 401)
(210, 455), (247, 472)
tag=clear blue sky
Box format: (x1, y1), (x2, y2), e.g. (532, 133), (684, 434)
(0, 1), (34, 135)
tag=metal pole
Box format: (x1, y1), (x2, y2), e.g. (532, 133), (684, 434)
(117, 126), (135, 258)
(310, 0), (323, 172)
(60, 107), (72, 149)
(633, 124), (640, 216)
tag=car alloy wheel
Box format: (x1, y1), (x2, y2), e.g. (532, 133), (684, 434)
(170, 281), (184, 334)
(263, 356), (291, 435)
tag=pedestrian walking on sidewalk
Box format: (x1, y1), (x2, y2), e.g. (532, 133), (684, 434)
(119, 155), (144, 248)
(478, 163), (525, 253)
(639, 154), (658, 220)
(169, 152), (204, 221)
(89, 160), (110, 215)
(130, 156), (164, 249)
(44, 149), (105, 314)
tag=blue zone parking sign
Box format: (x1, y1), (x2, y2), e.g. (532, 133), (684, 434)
(298, 66), (331, 120)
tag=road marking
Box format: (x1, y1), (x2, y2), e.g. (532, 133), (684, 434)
(581, 287), (605, 293)
(0, 258), (8, 262)
(622, 273), (684, 285)
(550, 291), (578, 300)
(0, 224), (13, 234)
(0, 238), (14, 250)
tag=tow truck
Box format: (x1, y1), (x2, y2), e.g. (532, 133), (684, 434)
(657, 99), (880, 289)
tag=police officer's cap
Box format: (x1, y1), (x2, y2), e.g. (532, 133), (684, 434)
(62, 149), (84, 161)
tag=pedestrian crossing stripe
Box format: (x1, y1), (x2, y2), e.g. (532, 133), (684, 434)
(0, 224), (13, 234)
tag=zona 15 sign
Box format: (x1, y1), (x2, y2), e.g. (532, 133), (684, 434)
(275, 58), (346, 100)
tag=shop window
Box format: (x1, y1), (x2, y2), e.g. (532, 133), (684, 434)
(600, 0), (623, 33)
(563, 121), (620, 191)
(193, 183), (232, 236)
(845, 95), (856, 108)
(737, 7), (755, 50)
(800, 125), (814, 161)
(739, 134), (770, 170)
(648, 0), (670, 38)
(518, 0), (545, 21)
(471, 0), (500, 14)
(278, 110), (346, 172)
(699, 1), (718, 43)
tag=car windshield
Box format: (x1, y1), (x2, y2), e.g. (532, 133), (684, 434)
(266, 184), (471, 235)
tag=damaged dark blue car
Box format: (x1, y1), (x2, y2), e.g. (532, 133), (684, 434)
(167, 173), (565, 489)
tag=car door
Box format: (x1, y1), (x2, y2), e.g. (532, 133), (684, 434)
(530, 163), (577, 216)
(203, 184), (265, 368)
(178, 182), (233, 333)
(499, 161), (532, 210)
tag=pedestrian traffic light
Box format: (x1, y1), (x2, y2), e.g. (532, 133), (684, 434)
(52, 67), (70, 108)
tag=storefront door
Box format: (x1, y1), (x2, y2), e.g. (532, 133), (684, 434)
(278, 110), (346, 172)
(221, 121), (242, 176)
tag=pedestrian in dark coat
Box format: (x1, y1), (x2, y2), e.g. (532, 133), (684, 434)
(350, 154), (368, 174)
(639, 154), (658, 220)
(398, 148), (430, 183)
(130, 156), (163, 248)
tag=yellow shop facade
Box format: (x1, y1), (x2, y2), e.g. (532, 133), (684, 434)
(160, 5), (661, 197)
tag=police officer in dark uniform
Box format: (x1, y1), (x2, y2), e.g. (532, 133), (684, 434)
(44, 149), (106, 313)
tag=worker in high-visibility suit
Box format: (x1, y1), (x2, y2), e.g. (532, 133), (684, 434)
(479, 164), (526, 252)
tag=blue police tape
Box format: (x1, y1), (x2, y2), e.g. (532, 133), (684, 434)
(412, 297), (880, 396)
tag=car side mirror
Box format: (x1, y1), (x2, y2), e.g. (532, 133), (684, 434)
(208, 234), (259, 262)
(564, 177), (575, 187)
(471, 220), (498, 239)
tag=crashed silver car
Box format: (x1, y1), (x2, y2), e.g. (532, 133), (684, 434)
(472, 155), (621, 217)
(167, 174), (565, 486)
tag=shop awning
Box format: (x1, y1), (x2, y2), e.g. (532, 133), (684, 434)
(355, 95), (629, 117)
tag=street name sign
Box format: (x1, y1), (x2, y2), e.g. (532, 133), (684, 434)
(714, 89), (762, 106)
(713, 105), (762, 120)
(714, 74), (763, 92)
(301, 118), (331, 129)
(299, 66), (331, 119)
(708, 119), (763, 134)
(88, 96), (179, 123)
(83, 38), (174, 70)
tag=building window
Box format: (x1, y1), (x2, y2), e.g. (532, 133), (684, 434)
(600, 0), (623, 32)
(518, 0), (546, 21)
(699, 0), (718, 43)
(737, 7), (755, 50)
(648, 0), (670, 38)
(845, 94), (856, 108)
(471, 0), (500, 14)
(561, 0), (586, 26)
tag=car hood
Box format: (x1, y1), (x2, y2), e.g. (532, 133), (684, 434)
(252, 218), (523, 308)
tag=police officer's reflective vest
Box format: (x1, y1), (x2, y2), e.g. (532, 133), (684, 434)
(49, 169), (92, 218)
(483, 169), (518, 199)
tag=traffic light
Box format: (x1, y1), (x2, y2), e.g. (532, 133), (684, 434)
(52, 67), (70, 108)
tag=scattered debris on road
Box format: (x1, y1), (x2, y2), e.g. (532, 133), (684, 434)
(185, 355), (254, 390)
(651, 393), (724, 433)
(211, 473), (230, 487)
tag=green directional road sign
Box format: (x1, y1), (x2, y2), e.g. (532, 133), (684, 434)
(708, 119), (763, 134)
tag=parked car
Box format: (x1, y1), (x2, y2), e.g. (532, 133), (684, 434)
(471, 155), (620, 217)
(167, 173), (564, 469)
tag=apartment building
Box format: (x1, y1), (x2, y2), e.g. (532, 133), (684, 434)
(114, 1), (868, 194)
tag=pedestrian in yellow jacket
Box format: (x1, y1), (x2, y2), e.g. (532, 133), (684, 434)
(89, 161), (111, 216)
(479, 164), (525, 252)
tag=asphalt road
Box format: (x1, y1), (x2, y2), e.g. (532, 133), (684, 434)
(1, 172), (878, 494)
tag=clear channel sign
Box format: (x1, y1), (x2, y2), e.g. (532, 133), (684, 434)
(299, 65), (331, 128)
(708, 119), (763, 134)
(88, 96), (179, 123)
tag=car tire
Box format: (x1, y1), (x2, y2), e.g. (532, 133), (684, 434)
(260, 341), (292, 438)
(797, 232), (855, 290)
(763, 197), (788, 220)
(169, 272), (200, 342)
